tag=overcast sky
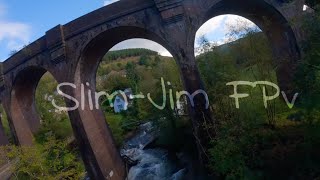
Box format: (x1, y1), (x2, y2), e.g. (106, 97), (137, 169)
(0, 0), (256, 61)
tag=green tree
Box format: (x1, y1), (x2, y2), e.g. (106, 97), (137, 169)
(154, 55), (161, 66)
(139, 54), (147, 65)
(125, 62), (140, 92)
(294, 5), (320, 123)
(0, 136), (85, 179)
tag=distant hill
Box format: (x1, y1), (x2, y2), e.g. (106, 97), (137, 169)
(103, 48), (159, 63)
(196, 32), (266, 59)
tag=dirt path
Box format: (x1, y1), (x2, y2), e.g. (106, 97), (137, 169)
(0, 163), (12, 180)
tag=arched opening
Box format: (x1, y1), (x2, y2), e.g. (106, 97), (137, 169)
(195, 14), (282, 120)
(10, 67), (47, 145)
(0, 104), (10, 144)
(35, 72), (74, 142)
(96, 38), (193, 179)
(76, 26), (200, 179)
(201, 0), (300, 93)
(9, 67), (85, 178)
(193, 1), (319, 177)
(96, 39), (182, 146)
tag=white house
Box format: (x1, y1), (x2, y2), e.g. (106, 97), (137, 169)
(176, 97), (188, 116)
(113, 88), (134, 113)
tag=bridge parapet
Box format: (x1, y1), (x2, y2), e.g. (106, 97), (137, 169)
(154, 0), (184, 25)
(46, 25), (66, 65)
(63, 0), (154, 39)
(3, 37), (47, 75)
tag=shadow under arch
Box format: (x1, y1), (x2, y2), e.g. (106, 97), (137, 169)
(200, 0), (301, 94)
(10, 66), (59, 146)
(73, 26), (179, 179)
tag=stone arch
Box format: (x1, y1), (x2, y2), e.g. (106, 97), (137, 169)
(73, 25), (178, 179)
(77, 26), (177, 77)
(198, 0), (301, 94)
(9, 66), (59, 145)
(76, 26), (179, 127)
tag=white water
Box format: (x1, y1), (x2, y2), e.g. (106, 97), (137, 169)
(121, 122), (188, 180)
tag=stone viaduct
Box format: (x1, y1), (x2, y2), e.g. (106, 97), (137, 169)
(0, 0), (309, 179)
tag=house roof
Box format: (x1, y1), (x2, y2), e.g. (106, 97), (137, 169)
(114, 88), (133, 102)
